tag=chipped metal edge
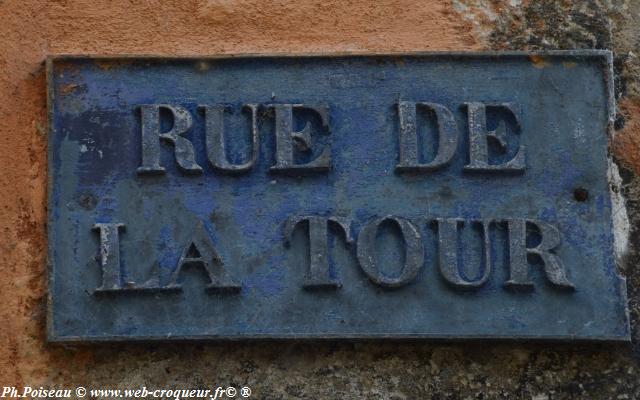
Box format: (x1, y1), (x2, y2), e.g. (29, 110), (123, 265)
(603, 50), (632, 341)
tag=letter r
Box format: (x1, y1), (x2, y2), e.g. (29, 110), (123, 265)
(137, 104), (202, 175)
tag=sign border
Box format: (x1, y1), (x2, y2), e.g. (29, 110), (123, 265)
(46, 50), (629, 342)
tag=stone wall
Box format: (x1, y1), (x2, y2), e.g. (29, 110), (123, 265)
(1, 0), (639, 397)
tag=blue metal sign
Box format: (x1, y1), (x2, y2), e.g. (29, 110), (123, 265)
(47, 52), (629, 341)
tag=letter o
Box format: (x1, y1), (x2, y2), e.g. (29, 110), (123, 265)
(356, 216), (424, 288)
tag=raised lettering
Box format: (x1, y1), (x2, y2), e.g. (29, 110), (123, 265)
(200, 104), (259, 173)
(167, 222), (240, 292)
(436, 218), (492, 288)
(137, 104), (202, 175)
(504, 219), (574, 289)
(269, 104), (331, 172)
(396, 101), (459, 172)
(92, 223), (127, 292)
(463, 102), (525, 172)
(284, 216), (353, 289)
(357, 216), (424, 288)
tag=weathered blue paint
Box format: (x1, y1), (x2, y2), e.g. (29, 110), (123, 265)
(47, 52), (630, 341)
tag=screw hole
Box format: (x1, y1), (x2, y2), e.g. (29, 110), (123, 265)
(573, 187), (588, 202)
(77, 193), (97, 210)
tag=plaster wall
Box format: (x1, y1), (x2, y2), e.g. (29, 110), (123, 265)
(2, 1), (640, 397)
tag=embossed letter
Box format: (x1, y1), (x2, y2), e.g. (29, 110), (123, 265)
(436, 219), (492, 288)
(284, 216), (353, 289)
(396, 102), (459, 172)
(357, 216), (424, 288)
(167, 222), (240, 292)
(137, 104), (202, 175)
(269, 104), (331, 172)
(200, 104), (259, 173)
(504, 219), (574, 289)
(92, 223), (126, 292)
(463, 102), (525, 172)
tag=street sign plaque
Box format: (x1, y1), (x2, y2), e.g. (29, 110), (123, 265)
(47, 52), (629, 341)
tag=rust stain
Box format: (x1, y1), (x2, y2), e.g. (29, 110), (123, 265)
(529, 55), (550, 69)
(58, 83), (80, 95)
(94, 60), (117, 70)
(93, 59), (137, 70)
